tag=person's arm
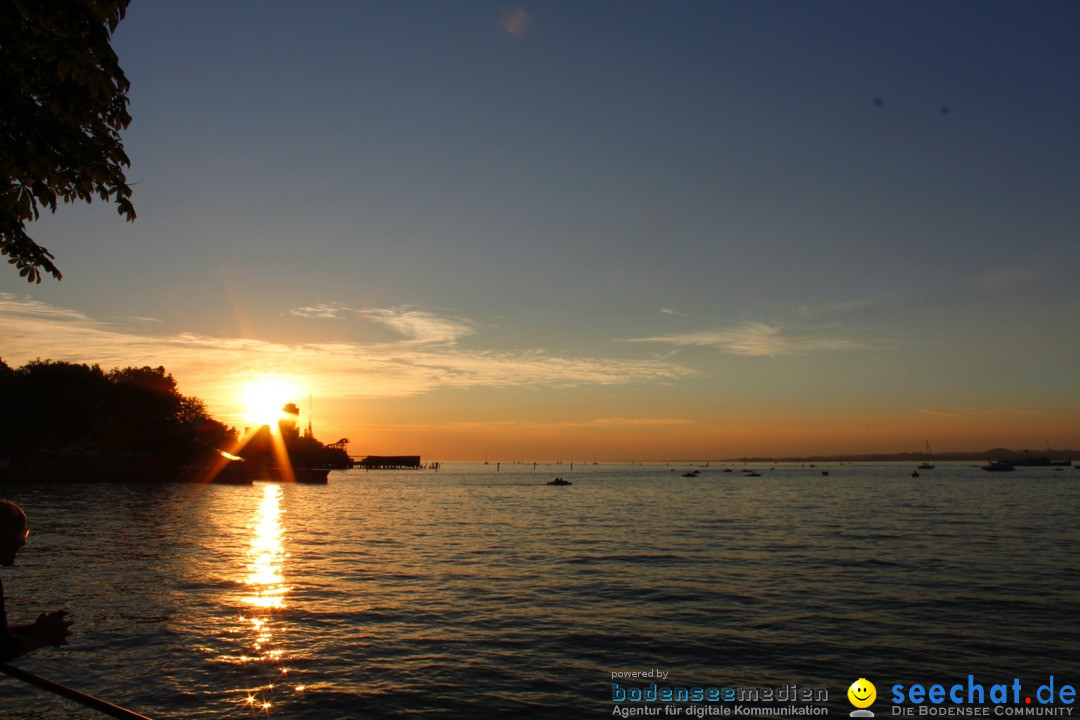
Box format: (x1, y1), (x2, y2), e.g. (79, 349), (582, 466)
(8, 611), (73, 655)
(0, 577), (21, 662)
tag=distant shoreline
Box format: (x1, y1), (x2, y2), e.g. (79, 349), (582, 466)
(459, 449), (1079, 465)
(714, 448), (1078, 464)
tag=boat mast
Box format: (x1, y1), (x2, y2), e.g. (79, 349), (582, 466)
(307, 394), (314, 438)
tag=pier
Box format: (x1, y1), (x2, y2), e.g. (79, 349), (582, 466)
(355, 455), (423, 469)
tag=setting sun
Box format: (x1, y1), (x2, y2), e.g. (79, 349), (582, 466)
(239, 375), (304, 429)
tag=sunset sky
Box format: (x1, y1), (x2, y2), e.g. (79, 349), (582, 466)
(2, 1), (1079, 461)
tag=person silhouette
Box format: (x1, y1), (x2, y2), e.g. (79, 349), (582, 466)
(0, 498), (73, 662)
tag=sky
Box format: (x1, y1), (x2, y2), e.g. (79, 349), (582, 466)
(2, 1), (1079, 461)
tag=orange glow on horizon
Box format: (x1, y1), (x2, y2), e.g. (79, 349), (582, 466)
(337, 404), (1080, 462)
(187, 378), (1080, 464)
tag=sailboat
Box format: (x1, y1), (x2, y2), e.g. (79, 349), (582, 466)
(917, 441), (935, 470)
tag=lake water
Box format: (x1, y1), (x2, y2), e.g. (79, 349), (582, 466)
(1, 462), (1078, 719)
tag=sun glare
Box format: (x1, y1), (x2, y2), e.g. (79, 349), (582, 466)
(239, 375), (303, 429)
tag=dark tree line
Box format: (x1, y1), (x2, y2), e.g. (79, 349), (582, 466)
(0, 359), (235, 467)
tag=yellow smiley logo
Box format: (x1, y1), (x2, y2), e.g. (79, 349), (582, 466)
(848, 678), (877, 709)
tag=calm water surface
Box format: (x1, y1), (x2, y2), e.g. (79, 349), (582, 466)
(1, 463), (1078, 718)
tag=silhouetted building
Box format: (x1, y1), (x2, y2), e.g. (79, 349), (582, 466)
(279, 403), (301, 445)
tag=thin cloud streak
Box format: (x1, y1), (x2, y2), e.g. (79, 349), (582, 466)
(370, 417), (694, 433)
(0, 295), (98, 324)
(971, 266), (1041, 292)
(360, 307), (475, 344)
(288, 303), (475, 344)
(796, 297), (880, 319)
(288, 302), (354, 320)
(626, 321), (866, 357)
(919, 406), (1042, 419)
(499, 7), (531, 38)
(1, 295), (692, 404)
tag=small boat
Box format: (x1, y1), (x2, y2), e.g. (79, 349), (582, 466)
(1012, 450), (1072, 466)
(821, 470), (829, 476)
(911, 469), (920, 478)
(982, 461), (1015, 472)
(547, 477), (572, 486)
(744, 471), (761, 477)
(682, 470), (700, 477)
(918, 441), (935, 469)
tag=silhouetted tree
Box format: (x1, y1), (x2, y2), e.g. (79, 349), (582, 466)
(103, 366), (184, 457)
(3, 359), (108, 453)
(0, 0), (135, 283)
(0, 360), (235, 470)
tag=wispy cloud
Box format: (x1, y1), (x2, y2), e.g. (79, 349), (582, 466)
(919, 406), (1041, 419)
(796, 297), (880, 319)
(288, 302), (355, 320)
(288, 303), (475, 344)
(499, 7), (532, 38)
(918, 408), (963, 419)
(588, 417), (693, 427)
(625, 321), (865, 357)
(971, 266), (1040, 292)
(360, 307), (474, 344)
(0, 295), (98, 324)
(0, 295), (692, 412)
(371, 417), (694, 433)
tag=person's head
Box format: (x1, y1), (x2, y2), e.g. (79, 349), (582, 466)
(0, 498), (29, 567)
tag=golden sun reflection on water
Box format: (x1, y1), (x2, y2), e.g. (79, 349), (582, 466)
(245, 484), (288, 610)
(239, 483), (294, 716)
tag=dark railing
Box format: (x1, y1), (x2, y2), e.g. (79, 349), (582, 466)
(0, 663), (154, 720)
